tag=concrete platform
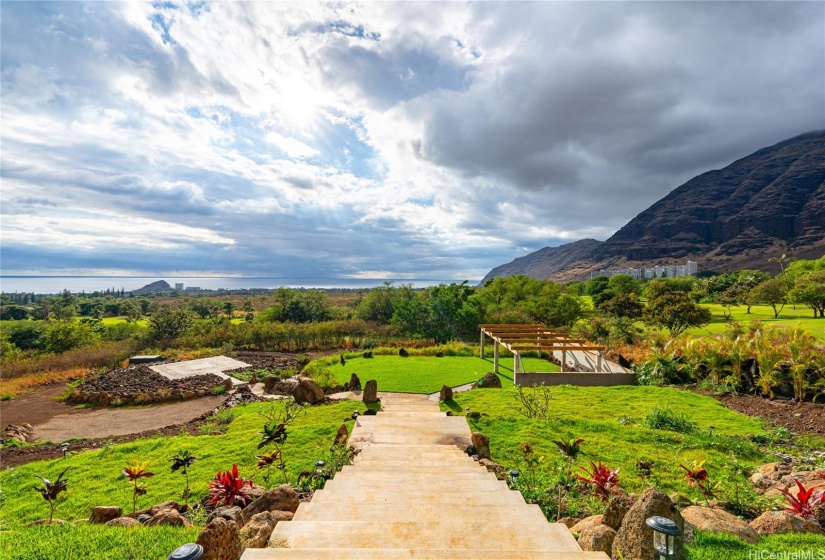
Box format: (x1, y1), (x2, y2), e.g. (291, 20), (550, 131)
(149, 355), (250, 385)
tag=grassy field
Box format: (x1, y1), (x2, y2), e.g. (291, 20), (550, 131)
(688, 303), (825, 340)
(447, 385), (770, 497)
(326, 355), (560, 393)
(686, 531), (825, 560)
(0, 400), (363, 530)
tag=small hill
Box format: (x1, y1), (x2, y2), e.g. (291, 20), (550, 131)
(132, 280), (172, 294)
(484, 130), (825, 281)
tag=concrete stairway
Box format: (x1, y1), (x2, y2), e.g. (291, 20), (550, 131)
(242, 393), (607, 559)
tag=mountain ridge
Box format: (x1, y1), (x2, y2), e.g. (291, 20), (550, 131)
(482, 130), (825, 283)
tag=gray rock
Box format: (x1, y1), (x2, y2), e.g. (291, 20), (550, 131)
(579, 524), (617, 554)
(208, 506), (244, 529)
(89, 506), (122, 524)
(363, 380), (379, 403)
(471, 432), (491, 460)
(473, 372), (502, 389)
(241, 485), (299, 525)
(612, 488), (685, 560)
(197, 517), (244, 560)
(292, 377), (325, 404)
(603, 492), (635, 530)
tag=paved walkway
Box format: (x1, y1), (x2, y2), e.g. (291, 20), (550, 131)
(242, 393), (605, 559)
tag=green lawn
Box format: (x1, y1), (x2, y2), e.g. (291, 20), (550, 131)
(447, 385), (770, 497)
(0, 400), (364, 531)
(686, 531), (825, 560)
(689, 303), (825, 340)
(327, 355), (560, 393)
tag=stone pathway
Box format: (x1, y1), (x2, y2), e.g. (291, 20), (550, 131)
(242, 393), (605, 559)
(150, 356), (249, 385)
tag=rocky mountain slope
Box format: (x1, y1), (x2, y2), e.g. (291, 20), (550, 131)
(482, 130), (825, 283)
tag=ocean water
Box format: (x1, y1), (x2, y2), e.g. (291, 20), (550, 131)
(0, 276), (461, 295)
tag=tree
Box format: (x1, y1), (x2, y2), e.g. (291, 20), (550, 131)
(188, 298), (221, 319)
(598, 292), (643, 319)
(120, 300), (142, 323)
(44, 321), (97, 353)
(790, 271), (825, 318)
(149, 306), (195, 341)
(751, 278), (787, 318)
(0, 304), (29, 320)
(607, 274), (639, 296)
(223, 301), (236, 317)
(715, 287), (740, 320)
(242, 300), (255, 313)
(644, 292), (712, 336)
(584, 276), (609, 297)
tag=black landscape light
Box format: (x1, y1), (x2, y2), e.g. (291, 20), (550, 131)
(59, 443), (69, 458)
(464, 407), (470, 415)
(708, 425), (715, 436)
(645, 516), (682, 560)
(167, 543), (204, 560)
(509, 469), (519, 484)
(351, 410), (360, 420)
(315, 460), (325, 476)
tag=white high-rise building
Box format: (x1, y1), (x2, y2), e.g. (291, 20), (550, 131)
(175, 283), (184, 291)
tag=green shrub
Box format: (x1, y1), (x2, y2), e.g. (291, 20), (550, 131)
(644, 406), (698, 433)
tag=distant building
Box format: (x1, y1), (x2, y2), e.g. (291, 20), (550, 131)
(174, 283), (184, 291)
(185, 286), (201, 291)
(596, 260), (699, 280)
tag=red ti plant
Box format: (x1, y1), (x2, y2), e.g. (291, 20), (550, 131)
(679, 460), (719, 505)
(123, 460), (154, 515)
(207, 464), (254, 508)
(778, 480), (825, 519)
(578, 461), (621, 502)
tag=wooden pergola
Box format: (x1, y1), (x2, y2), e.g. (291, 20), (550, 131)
(479, 324), (607, 374)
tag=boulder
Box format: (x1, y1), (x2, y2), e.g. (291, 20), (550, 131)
(750, 511), (824, 536)
(758, 462), (793, 482)
(334, 423), (349, 446)
(612, 488), (685, 560)
(150, 500), (187, 515)
(248, 484), (267, 501)
(439, 385), (453, 401)
(473, 372), (502, 389)
(208, 506), (244, 529)
(479, 459), (503, 474)
(362, 408), (377, 416)
(197, 517), (244, 560)
(570, 515), (604, 534)
(239, 511), (278, 548)
(398, 348), (409, 357)
(349, 373), (361, 390)
(812, 504), (825, 529)
(603, 492), (635, 530)
(28, 519), (67, 526)
(778, 470), (825, 492)
(681, 506), (760, 544)
(145, 508), (193, 528)
(556, 517), (582, 529)
(363, 380), (379, 404)
(106, 517), (140, 527)
(579, 524), (617, 554)
(471, 432), (491, 460)
(241, 485), (299, 525)
(89, 506), (122, 524)
(292, 377), (325, 404)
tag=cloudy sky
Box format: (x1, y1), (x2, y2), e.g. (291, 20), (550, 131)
(1, 1), (823, 281)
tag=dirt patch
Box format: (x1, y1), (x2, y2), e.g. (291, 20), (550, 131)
(1, 383), (86, 427)
(68, 365), (226, 405)
(712, 393), (825, 437)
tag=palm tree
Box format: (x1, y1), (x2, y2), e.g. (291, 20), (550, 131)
(754, 338), (784, 398)
(726, 336), (753, 390)
(786, 328), (815, 402)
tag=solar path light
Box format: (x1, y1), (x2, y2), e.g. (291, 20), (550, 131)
(59, 443), (69, 457)
(167, 543), (203, 560)
(645, 516), (682, 560)
(508, 470), (520, 484)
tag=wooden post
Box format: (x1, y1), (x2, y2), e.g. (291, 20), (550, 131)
(562, 350), (567, 371)
(597, 353), (604, 373)
(493, 341), (499, 373)
(480, 330), (484, 358)
(513, 351), (520, 385)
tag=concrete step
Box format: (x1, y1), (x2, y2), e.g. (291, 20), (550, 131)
(308, 488), (527, 506)
(268, 521), (582, 551)
(321, 477), (506, 492)
(329, 473), (497, 485)
(339, 465), (493, 475)
(243, 549), (608, 559)
(292, 502), (548, 523)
